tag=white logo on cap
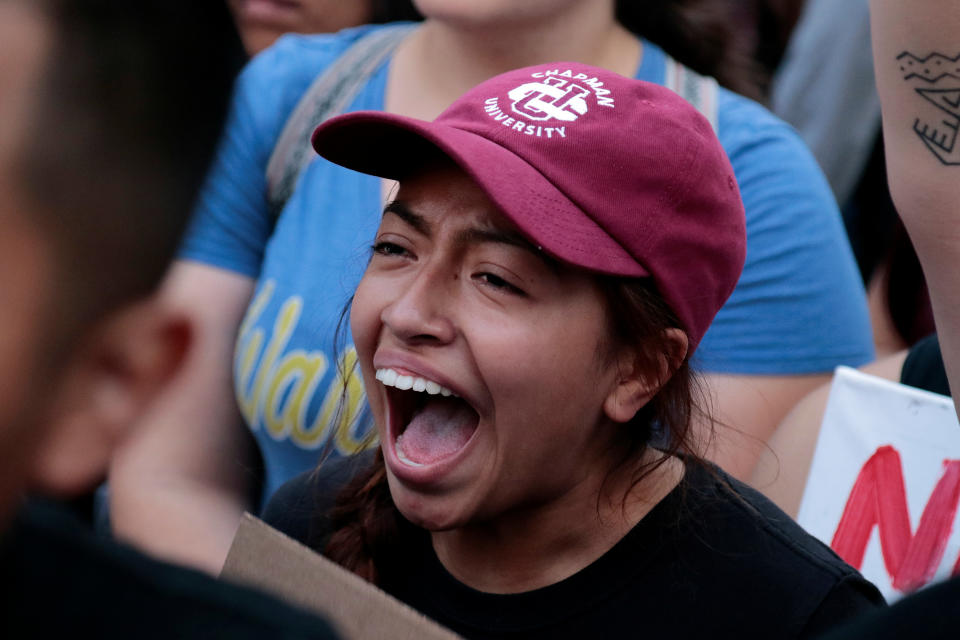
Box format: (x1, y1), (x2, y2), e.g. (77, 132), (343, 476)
(481, 68), (616, 139)
(508, 77), (590, 122)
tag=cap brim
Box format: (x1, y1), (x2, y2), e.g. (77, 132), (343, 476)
(312, 112), (647, 277)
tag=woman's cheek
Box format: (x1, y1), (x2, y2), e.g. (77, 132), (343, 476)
(350, 278), (381, 353)
(350, 280), (385, 413)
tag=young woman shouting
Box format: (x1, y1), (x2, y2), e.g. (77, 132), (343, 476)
(265, 63), (884, 638)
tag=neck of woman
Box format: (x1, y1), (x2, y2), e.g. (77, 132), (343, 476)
(385, 5), (642, 120)
(429, 451), (685, 594)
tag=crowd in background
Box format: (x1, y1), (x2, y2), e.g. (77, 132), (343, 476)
(1, 0), (958, 637)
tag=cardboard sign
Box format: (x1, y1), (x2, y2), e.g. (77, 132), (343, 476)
(221, 513), (461, 639)
(797, 366), (960, 602)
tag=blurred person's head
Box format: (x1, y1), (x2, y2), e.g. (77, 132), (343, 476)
(229, 0), (422, 56)
(0, 0), (243, 523)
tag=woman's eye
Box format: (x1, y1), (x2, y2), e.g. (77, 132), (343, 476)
(475, 272), (526, 296)
(372, 241), (410, 258)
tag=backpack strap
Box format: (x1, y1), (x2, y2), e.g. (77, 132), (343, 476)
(265, 24), (416, 217)
(662, 54), (720, 133)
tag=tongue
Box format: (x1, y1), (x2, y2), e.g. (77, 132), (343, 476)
(397, 396), (478, 465)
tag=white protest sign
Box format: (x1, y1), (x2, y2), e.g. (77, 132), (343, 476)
(797, 366), (960, 603)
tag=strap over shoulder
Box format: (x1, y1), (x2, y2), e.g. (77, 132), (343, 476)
(266, 24), (417, 217)
(662, 54), (720, 133)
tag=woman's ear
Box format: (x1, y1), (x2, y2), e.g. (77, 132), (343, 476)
(28, 297), (191, 495)
(603, 328), (688, 423)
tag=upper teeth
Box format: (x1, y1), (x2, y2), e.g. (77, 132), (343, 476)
(375, 368), (457, 397)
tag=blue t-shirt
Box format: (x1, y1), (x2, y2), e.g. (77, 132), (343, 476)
(181, 25), (874, 505)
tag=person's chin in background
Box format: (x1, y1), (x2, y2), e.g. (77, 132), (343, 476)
(228, 0), (373, 55)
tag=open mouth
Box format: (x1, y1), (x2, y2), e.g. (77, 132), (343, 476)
(376, 368), (480, 468)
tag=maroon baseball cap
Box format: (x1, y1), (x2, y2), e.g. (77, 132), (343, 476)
(311, 62), (745, 351)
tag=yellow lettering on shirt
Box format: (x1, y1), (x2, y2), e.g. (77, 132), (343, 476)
(236, 281), (275, 425)
(265, 350), (328, 440)
(239, 291), (299, 429)
(234, 281), (375, 453)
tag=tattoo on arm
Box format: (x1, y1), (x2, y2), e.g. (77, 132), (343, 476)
(898, 51), (960, 165)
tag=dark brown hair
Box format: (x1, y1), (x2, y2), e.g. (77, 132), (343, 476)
(15, 0), (244, 327)
(369, 0), (423, 23)
(616, 0), (766, 101)
(323, 276), (710, 585)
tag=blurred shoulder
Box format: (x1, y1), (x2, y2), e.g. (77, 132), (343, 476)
(236, 23), (405, 127)
(715, 87), (817, 160)
(247, 23), (400, 81)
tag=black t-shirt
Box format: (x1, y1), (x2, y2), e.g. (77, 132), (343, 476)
(265, 456), (884, 639)
(0, 499), (338, 639)
(814, 575), (959, 640)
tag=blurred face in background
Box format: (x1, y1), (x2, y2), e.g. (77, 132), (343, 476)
(228, 0), (373, 55)
(412, 0), (610, 29)
(0, 1), (212, 525)
(0, 1), (58, 519)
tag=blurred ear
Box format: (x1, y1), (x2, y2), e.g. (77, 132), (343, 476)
(28, 297), (191, 495)
(603, 328), (688, 424)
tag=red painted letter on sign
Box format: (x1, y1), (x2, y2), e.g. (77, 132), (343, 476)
(830, 445), (960, 592)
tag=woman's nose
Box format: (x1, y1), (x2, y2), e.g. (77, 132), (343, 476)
(380, 265), (457, 346)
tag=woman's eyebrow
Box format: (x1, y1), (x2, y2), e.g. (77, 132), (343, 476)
(382, 200), (557, 270)
(457, 226), (560, 272)
(457, 227), (537, 252)
(382, 200), (430, 234)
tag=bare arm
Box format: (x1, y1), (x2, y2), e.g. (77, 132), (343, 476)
(869, 0), (960, 418)
(749, 352), (908, 517)
(109, 261), (256, 573)
(700, 372), (830, 481)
